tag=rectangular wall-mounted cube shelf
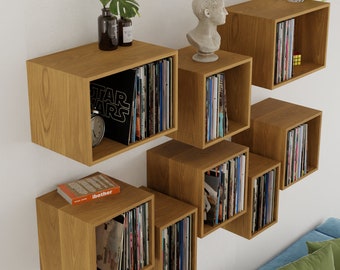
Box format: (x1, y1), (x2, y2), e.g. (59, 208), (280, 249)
(170, 46), (252, 149)
(218, 0), (330, 89)
(140, 186), (198, 270)
(36, 177), (155, 270)
(232, 98), (321, 190)
(27, 41), (178, 165)
(224, 153), (281, 239)
(147, 139), (249, 238)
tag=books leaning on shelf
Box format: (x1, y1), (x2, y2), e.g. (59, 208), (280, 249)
(90, 57), (173, 145)
(204, 153), (246, 225)
(206, 72), (229, 142)
(275, 18), (295, 85)
(252, 169), (276, 234)
(57, 172), (120, 205)
(96, 202), (150, 270)
(162, 215), (192, 270)
(285, 123), (308, 186)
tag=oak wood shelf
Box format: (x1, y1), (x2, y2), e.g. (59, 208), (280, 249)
(224, 153), (280, 239)
(27, 41), (178, 165)
(218, 0), (330, 89)
(140, 186), (198, 270)
(169, 46), (252, 149)
(232, 98), (322, 190)
(147, 139), (249, 238)
(36, 177), (155, 270)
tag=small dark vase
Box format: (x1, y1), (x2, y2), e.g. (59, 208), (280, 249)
(98, 8), (118, 51)
(119, 17), (133, 46)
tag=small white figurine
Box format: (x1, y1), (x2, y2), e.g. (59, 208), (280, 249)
(187, 0), (228, 62)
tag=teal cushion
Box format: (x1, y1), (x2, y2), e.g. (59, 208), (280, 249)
(315, 218), (340, 238)
(307, 238), (340, 270)
(278, 244), (335, 270)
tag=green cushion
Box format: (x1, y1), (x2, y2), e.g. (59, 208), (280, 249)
(307, 238), (340, 270)
(278, 244), (335, 270)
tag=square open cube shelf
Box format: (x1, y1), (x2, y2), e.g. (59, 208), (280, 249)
(140, 186), (198, 270)
(147, 139), (249, 238)
(224, 153), (281, 239)
(218, 0), (330, 89)
(169, 46), (251, 149)
(233, 98), (322, 190)
(27, 41), (178, 165)
(36, 178), (155, 270)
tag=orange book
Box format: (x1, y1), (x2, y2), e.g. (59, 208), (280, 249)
(57, 172), (120, 205)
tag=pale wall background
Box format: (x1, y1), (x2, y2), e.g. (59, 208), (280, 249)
(0, 0), (339, 269)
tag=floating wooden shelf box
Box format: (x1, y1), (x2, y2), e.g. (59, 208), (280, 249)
(218, 0), (330, 89)
(36, 178), (155, 270)
(170, 46), (252, 149)
(27, 41), (178, 165)
(233, 98), (322, 190)
(147, 139), (249, 238)
(140, 186), (198, 270)
(224, 153), (281, 239)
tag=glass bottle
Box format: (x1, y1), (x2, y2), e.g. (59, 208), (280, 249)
(119, 17), (133, 46)
(98, 8), (118, 51)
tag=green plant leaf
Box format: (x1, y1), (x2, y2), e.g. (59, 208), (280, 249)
(100, 0), (111, 8)
(109, 0), (140, 18)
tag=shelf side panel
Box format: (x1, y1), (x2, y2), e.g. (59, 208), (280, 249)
(36, 196), (63, 270)
(59, 213), (95, 270)
(219, 13), (276, 89)
(27, 61), (92, 165)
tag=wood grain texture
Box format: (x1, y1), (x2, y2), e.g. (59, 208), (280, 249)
(147, 139), (249, 238)
(169, 46), (251, 149)
(233, 98), (322, 190)
(224, 153), (281, 239)
(218, 0), (330, 89)
(27, 41), (178, 165)
(36, 178), (155, 270)
(140, 186), (198, 270)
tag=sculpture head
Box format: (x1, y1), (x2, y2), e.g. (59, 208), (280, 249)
(192, 0), (228, 26)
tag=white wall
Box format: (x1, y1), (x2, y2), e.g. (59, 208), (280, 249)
(0, 0), (339, 269)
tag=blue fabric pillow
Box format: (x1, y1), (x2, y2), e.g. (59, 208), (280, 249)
(258, 230), (333, 270)
(315, 218), (340, 238)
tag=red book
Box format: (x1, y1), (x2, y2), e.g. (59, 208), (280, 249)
(57, 172), (120, 205)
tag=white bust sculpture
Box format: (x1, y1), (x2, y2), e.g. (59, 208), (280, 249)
(187, 0), (228, 62)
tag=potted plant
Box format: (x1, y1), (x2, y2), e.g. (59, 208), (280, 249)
(98, 0), (139, 48)
(100, 0), (140, 19)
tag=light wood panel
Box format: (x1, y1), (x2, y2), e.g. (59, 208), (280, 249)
(147, 139), (249, 238)
(36, 177), (154, 270)
(169, 46), (252, 149)
(140, 186), (198, 270)
(27, 41), (178, 165)
(233, 98), (322, 190)
(224, 153), (281, 239)
(218, 0), (330, 89)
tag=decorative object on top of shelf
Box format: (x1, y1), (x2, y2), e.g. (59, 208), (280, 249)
(187, 0), (228, 63)
(287, 0), (304, 2)
(99, 0), (140, 47)
(98, 7), (119, 51)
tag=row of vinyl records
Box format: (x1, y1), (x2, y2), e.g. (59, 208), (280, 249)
(206, 72), (229, 142)
(252, 169), (277, 234)
(204, 153), (246, 225)
(285, 123), (308, 186)
(162, 215), (192, 270)
(275, 18), (295, 85)
(90, 57), (173, 145)
(96, 202), (149, 270)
